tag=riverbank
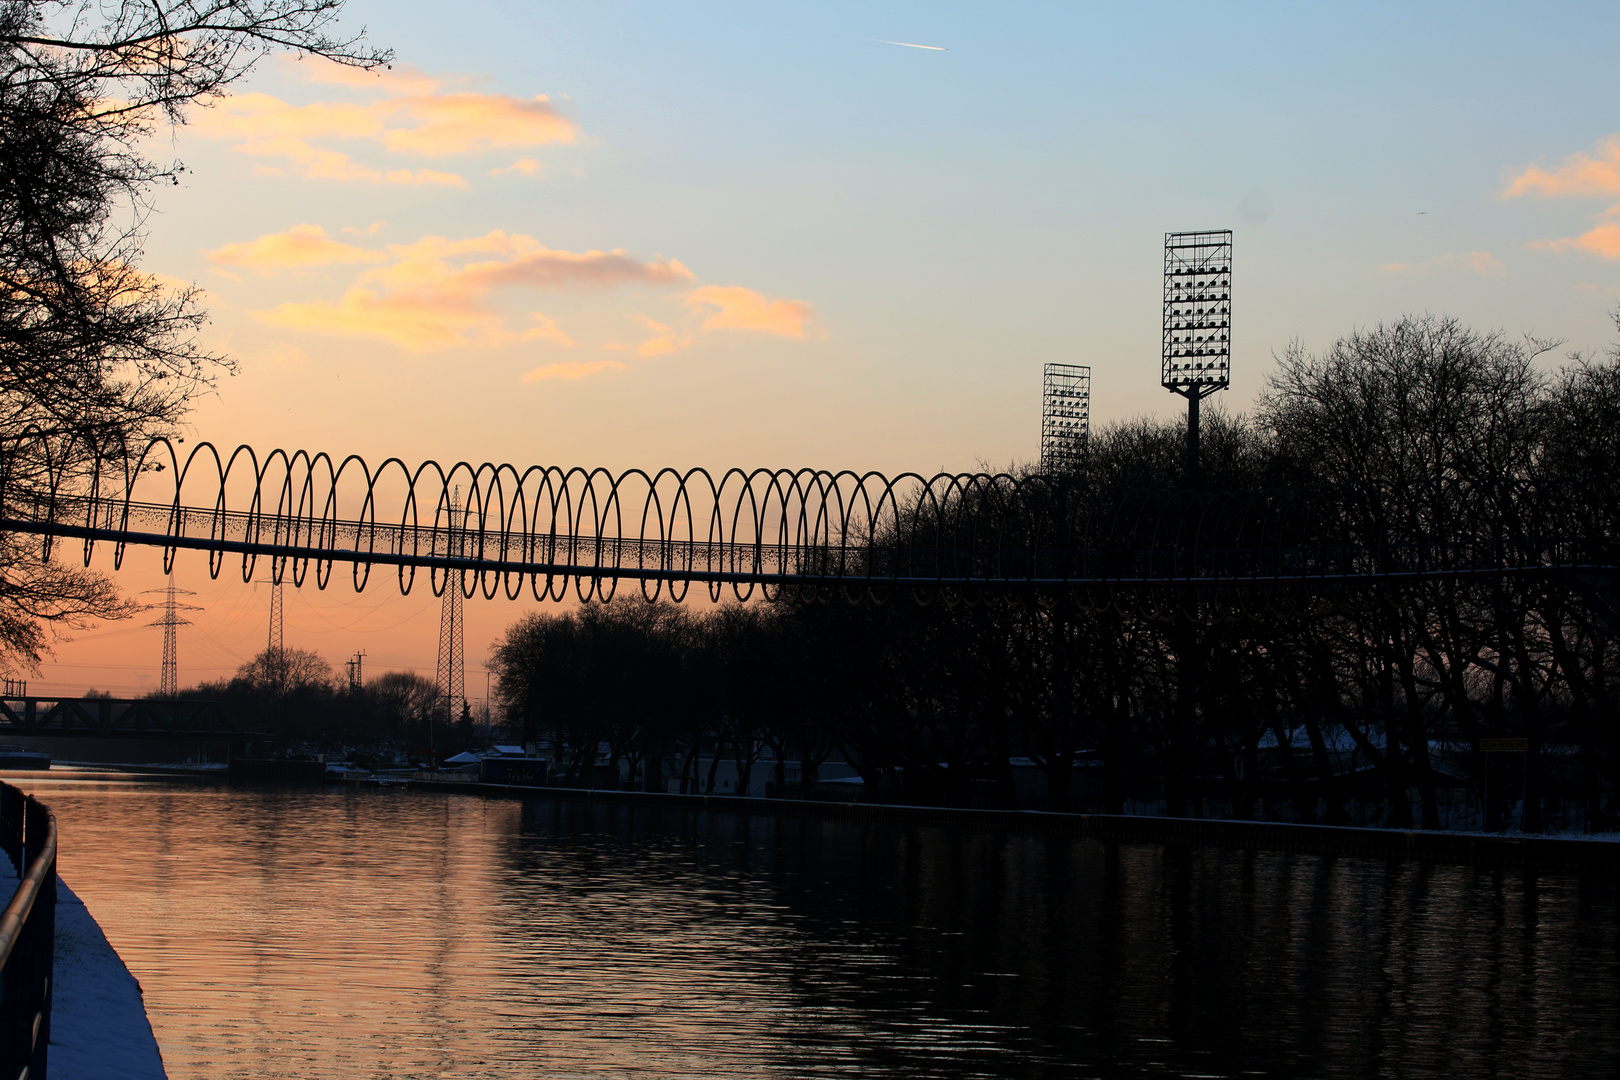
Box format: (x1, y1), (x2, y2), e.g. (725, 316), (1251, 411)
(55, 762), (225, 779)
(0, 846), (166, 1079)
(51, 879), (168, 1079)
(406, 778), (1620, 869)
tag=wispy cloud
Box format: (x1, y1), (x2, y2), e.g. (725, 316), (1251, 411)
(491, 158), (544, 178)
(1381, 251), (1504, 277)
(1530, 221), (1620, 260)
(191, 60), (578, 185)
(378, 93), (574, 156)
(252, 229), (688, 350)
(1507, 137), (1620, 261)
(206, 224), (389, 273)
(221, 220), (821, 372)
(629, 316), (694, 358)
(686, 285), (818, 338)
(260, 286), (495, 349)
(1505, 137), (1620, 198)
(521, 313), (574, 346)
(213, 127), (467, 187)
(390, 234), (692, 292)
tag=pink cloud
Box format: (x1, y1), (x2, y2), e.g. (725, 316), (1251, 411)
(630, 317), (694, 358)
(249, 230), (691, 350)
(192, 92), (377, 141)
(1530, 221), (1620, 260)
(491, 158), (544, 178)
(685, 285), (817, 339)
(203, 126), (466, 186)
(521, 314), (574, 346)
(358, 232), (691, 293)
(258, 285), (503, 350)
(205, 224), (388, 272)
(1505, 138), (1620, 198)
(1380, 251), (1504, 277)
(467, 249), (693, 291)
(189, 63), (579, 185)
(381, 93), (575, 156)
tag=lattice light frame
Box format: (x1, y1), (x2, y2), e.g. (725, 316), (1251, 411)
(1162, 230), (1232, 398)
(1041, 363), (1091, 471)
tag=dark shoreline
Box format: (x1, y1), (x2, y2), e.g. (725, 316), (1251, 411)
(402, 777), (1620, 870)
(50, 766), (1616, 868)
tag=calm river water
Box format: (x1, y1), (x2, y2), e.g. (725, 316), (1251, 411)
(20, 775), (1620, 1079)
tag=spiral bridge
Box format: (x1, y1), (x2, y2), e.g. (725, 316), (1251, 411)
(0, 434), (1610, 609)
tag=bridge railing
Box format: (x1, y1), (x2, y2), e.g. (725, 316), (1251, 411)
(0, 782), (56, 1080)
(0, 434), (1613, 603)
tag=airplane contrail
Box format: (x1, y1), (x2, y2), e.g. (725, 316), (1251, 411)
(874, 39), (947, 51)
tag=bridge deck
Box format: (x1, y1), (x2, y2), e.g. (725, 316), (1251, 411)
(0, 698), (253, 740)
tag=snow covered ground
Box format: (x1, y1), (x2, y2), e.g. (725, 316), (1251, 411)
(50, 878), (168, 1079)
(0, 853), (166, 1080)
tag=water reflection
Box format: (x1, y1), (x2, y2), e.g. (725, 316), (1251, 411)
(21, 778), (1619, 1079)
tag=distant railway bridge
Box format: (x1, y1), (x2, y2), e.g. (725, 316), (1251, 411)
(0, 695), (247, 741)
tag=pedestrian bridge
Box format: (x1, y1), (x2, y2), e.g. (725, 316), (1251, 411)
(0, 434), (1611, 607)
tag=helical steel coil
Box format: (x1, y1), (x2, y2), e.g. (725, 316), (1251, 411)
(0, 433), (1608, 611)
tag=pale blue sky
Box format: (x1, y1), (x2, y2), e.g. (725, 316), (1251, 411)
(142, 2), (1620, 466)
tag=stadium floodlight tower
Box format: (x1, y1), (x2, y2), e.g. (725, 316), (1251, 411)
(1162, 230), (1232, 485)
(1041, 363), (1091, 472)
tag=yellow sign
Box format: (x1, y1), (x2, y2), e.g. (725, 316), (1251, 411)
(1478, 738), (1529, 753)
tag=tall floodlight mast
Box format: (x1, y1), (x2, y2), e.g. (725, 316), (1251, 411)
(1162, 230), (1232, 485)
(1040, 363), (1092, 472)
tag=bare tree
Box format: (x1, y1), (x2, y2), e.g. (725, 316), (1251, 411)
(236, 646), (334, 698)
(0, 1), (388, 663)
(367, 670), (441, 738)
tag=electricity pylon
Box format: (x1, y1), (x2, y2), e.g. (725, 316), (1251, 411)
(256, 576), (285, 685)
(345, 651), (366, 693)
(435, 487), (465, 746)
(144, 575), (201, 697)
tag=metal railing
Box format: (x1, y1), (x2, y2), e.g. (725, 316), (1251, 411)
(0, 783), (55, 1080)
(2, 434), (1614, 607)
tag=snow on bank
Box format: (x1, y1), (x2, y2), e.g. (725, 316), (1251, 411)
(49, 878), (167, 1080)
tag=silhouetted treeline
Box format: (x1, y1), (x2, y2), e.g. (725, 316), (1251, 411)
(179, 648), (479, 765)
(491, 316), (1620, 831)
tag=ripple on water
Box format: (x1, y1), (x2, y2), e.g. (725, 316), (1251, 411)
(20, 780), (1620, 1080)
